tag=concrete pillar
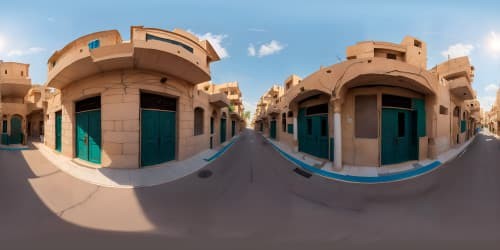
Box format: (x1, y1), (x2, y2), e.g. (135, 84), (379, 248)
(333, 112), (342, 169)
(332, 99), (342, 169)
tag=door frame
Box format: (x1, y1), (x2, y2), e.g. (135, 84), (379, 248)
(139, 91), (178, 167)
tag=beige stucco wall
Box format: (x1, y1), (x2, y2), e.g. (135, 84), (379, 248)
(43, 69), (240, 168)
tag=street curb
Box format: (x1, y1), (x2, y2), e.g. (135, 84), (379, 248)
(204, 136), (239, 162)
(265, 135), (476, 184)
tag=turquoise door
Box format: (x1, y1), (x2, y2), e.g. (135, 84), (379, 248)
(381, 108), (417, 165)
(10, 116), (22, 144)
(220, 118), (226, 143)
(210, 117), (214, 149)
(298, 108), (329, 159)
(55, 111), (62, 152)
(76, 110), (101, 164)
(270, 120), (277, 139)
(231, 120), (236, 137)
(141, 110), (176, 166)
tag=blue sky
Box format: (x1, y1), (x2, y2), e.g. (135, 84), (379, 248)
(1, 0), (500, 116)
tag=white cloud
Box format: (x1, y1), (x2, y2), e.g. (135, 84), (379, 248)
(247, 44), (256, 56)
(441, 43), (474, 59)
(258, 40), (285, 57)
(478, 95), (496, 111)
(485, 83), (499, 93)
(248, 40), (285, 58)
(7, 47), (46, 57)
(189, 30), (229, 59)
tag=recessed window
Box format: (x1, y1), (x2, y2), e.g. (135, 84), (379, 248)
(194, 107), (204, 136)
(146, 33), (194, 53)
(21, 71), (24, 76)
(355, 95), (377, 138)
(282, 113), (286, 132)
(439, 105), (448, 115)
(2, 120), (7, 133)
(287, 111), (293, 117)
(4, 70), (7, 75)
(387, 53), (397, 60)
(414, 40), (422, 48)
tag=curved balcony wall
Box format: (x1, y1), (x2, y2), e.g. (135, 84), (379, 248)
(46, 27), (219, 89)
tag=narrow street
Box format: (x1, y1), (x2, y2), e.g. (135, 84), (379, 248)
(1, 130), (499, 249)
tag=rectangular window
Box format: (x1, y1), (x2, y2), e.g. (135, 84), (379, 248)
(382, 94), (412, 109)
(282, 113), (286, 132)
(387, 53), (397, 60)
(398, 112), (405, 137)
(287, 124), (293, 134)
(355, 95), (378, 138)
(461, 120), (467, 133)
(307, 119), (312, 135)
(146, 34), (194, 53)
(2, 120), (7, 133)
(88, 39), (100, 50)
(210, 117), (214, 134)
(306, 104), (328, 116)
(439, 105), (448, 115)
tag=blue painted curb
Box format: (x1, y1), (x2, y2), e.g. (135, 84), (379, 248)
(204, 137), (238, 162)
(0, 147), (30, 151)
(266, 138), (442, 184)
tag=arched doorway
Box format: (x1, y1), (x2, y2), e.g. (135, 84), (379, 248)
(10, 115), (23, 144)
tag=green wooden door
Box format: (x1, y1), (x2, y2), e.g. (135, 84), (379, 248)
(76, 110), (101, 164)
(270, 120), (277, 139)
(231, 120), (236, 137)
(381, 108), (416, 165)
(298, 108), (329, 159)
(55, 111), (62, 152)
(88, 111), (101, 164)
(10, 116), (22, 144)
(159, 111), (176, 163)
(141, 110), (176, 166)
(220, 118), (226, 143)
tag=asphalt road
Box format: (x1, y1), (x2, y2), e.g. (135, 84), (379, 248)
(0, 130), (499, 249)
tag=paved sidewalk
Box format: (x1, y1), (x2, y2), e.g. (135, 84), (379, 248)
(264, 133), (476, 183)
(32, 136), (239, 188)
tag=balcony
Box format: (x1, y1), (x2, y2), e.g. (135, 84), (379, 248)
(267, 104), (281, 116)
(0, 77), (31, 98)
(46, 27), (218, 89)
(448, 76), (475, 100)
(209, 93), (230, 108)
